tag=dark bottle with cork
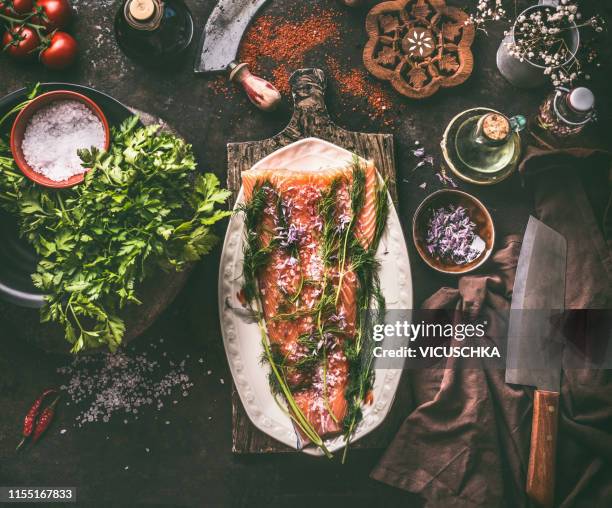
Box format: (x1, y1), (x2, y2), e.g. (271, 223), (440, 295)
(114, 0), (194, 66)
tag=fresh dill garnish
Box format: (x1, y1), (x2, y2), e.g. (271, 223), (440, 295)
(341, 176), (389, 463)
(239, 183), (274, 302)
(350, 160), (366, 218)
(260, 344), (286, 396)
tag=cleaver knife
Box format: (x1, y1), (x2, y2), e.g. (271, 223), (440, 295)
(194, 0), (281, 110)
(195, 0), (268, 73)
(506, 216), (567, 508)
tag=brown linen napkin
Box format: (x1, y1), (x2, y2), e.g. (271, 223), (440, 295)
(519, 147), (612, 309)
(371, 148), (612, 507)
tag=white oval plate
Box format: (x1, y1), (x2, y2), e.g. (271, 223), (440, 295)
(218, 138), (413, 456)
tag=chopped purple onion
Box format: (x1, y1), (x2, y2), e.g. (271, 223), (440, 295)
(435, 171), (458, 188)
(275, 223), (302, 249)
(335, 213), (352, 234)
(425, 205), (484, 265)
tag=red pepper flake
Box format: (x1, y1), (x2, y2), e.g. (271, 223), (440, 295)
(239, 7), (341, 94)
(209, 75), (234, 99)
(271, 66), (292, 96)
(216, 5), (398, 126)
(326, 57), (395, 124)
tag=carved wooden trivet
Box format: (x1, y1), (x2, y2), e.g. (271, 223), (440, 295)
(363, 0), (475, 99)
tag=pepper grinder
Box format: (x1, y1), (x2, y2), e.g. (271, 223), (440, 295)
(229, 63), (282, 112)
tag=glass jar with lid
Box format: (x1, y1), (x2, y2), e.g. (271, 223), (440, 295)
(536, 87), (595, 138)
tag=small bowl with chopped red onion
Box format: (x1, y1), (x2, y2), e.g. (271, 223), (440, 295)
(412, 189), (495, 274)
(10, 90), (110, 189)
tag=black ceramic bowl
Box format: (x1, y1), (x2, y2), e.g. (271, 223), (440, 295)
(0, 83), (133, 309)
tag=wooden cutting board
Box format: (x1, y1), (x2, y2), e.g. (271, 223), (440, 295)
(227, 68), (404, 453)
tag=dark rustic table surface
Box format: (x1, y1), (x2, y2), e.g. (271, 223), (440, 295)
(0, 1), (610, 507)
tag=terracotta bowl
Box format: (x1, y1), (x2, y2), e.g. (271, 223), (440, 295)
(412, 189), (495, 275)
(10, 90), (110, 189)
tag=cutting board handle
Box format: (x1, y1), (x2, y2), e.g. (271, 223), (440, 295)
(289, 68), (327, 113)
(527, 389), (560, 508)
(287, 68), (339, 136)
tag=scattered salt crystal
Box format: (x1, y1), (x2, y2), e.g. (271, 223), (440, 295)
(21, 100), (106, 182)
(165, 420), (170, 425)
(219, 379), (225, 385)
(145, 448), (150, 453)
(207, 370), (212, 375)
(56, 346), (192, 426)
(124, 466), (129, 470)
(60, 429), (67, 434)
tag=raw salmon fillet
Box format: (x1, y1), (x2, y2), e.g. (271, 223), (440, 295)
(241, 160), (379, 439)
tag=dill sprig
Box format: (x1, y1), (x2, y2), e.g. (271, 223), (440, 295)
(239, 183), (273, 302)
(334, 159), (365, 308)
(341, 177), (389, 463)
(255, 302), (333, 458)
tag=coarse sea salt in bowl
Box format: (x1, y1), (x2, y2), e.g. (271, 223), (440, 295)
(412, 189), (495, 275)
(10, 90), (110, 189)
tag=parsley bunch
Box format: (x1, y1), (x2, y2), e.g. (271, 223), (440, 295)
(0, 116), (230, 353)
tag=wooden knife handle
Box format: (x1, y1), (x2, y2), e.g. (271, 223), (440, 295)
(527, 390), (560, 508)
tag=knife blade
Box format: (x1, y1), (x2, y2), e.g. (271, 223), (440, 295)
(506, 216), (567, 508)
(194, 0), (269, 73)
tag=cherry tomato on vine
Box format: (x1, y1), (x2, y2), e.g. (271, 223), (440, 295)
(12, 0), (34, 14)
(34, 0), (72, 30)
(1, 0), (32, 16)
(2, 26), (40, 60)
(40, 30), (76, 69)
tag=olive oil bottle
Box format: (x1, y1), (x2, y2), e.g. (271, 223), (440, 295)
(455, 112), (526, 174)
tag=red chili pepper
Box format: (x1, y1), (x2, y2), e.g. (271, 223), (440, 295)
(32, 395), (61, 444)
(16, 388), (57, 451)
